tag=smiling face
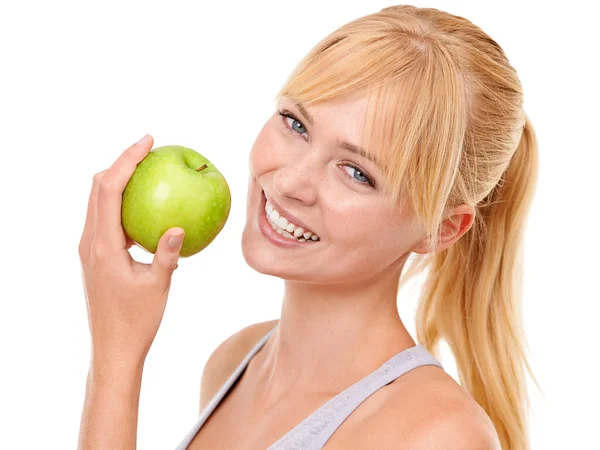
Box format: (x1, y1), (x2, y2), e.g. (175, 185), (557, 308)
(241, 94), (427, 284)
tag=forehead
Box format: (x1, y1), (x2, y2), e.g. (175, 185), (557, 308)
(280, 94), (369, 142)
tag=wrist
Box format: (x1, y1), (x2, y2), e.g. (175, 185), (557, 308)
(89, 348), (146, 384)
(87, 362), (144, 402)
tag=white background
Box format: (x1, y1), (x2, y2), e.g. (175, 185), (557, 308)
(1, 0), (598, 448)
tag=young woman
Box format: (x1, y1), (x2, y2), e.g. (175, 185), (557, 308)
(78, 5), (538, 450)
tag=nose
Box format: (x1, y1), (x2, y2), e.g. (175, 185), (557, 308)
(272, 154), (318, 206)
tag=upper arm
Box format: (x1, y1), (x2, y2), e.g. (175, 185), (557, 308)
(349, 408), (500, 450)
(346, 376), (501, 450)
(199, 319), (279, 413)
(408, 412), (501, 450)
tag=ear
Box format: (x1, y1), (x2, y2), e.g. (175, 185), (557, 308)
(410, 204), (476, 254)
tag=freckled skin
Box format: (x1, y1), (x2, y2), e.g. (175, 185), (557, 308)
(122, 145), (231, 257)
(241, 96), (423, 283)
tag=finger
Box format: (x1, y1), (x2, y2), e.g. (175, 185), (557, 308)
(151, 228), (185, 286)
(79, 169), (109, 258)
(95, 134), (154, 250)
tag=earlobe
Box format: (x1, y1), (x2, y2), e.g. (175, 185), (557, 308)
(409, 205), (475, 255)
(413, 223), (457, 255)
(410, 233), (435, 255)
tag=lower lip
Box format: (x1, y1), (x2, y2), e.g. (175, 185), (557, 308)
(258, 191), (320, 248)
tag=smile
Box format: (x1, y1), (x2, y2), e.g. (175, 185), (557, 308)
(264, 199), (320, 242)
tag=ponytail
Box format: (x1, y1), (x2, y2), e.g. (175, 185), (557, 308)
(404, 117), (541, 450)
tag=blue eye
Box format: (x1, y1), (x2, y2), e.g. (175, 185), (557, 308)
(277, 110), (307, 135)
(341, 163), (375, 187)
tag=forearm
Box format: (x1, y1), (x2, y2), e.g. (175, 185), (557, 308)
(78, 358), (144, 450)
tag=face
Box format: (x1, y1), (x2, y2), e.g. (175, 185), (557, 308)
(241, 94), (427, 285)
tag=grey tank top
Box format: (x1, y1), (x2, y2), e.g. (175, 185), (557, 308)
(175, 325), (443, 449)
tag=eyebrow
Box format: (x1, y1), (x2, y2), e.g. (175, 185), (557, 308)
(292, 100), (384, 170)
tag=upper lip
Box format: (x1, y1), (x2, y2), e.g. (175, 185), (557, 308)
(263, 191), (317, 235)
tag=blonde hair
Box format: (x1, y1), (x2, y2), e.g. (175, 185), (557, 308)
(274, 5), (540, 450)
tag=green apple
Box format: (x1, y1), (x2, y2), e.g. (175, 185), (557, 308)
(121, 145), (231, 257)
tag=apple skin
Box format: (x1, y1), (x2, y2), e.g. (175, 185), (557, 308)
(121, 145), (231, 258)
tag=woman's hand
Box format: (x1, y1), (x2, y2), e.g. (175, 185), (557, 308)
(78, 134), (186, 369)
(78, 134), (186, 449)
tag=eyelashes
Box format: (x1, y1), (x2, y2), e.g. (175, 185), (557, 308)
(276, 109), (306, 137)
(277, 109), (308, 136)
(276, 109), (376, 188)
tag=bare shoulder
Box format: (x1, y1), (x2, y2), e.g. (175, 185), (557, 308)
(344, 365), (501, 450)
(199, 319), (279, 412)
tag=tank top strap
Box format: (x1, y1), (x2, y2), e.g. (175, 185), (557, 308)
(267, 344), (443, 449)
(175, 328), (276, 450)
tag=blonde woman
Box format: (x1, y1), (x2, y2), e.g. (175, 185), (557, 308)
(78, 5), (538, 450)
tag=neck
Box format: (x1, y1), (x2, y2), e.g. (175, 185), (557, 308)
(251, 264), (416, 410)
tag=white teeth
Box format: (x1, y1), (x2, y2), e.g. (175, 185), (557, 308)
(276, 216), (288, 229)
(264, 198), (320, 242)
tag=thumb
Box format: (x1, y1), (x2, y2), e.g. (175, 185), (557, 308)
(151, 227), (185, 281)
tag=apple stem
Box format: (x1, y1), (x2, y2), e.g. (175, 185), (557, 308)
(196, 163), (208, 172)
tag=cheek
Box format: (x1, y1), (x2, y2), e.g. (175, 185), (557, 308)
(326, 200), (387, 240)
(334, 208), (409, 253)
(249, 122), (281, 175)
(343, 216), (389, 248)
(327, 214), (400, 277)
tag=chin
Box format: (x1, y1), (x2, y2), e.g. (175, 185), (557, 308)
(240, 220), (276, 275)
(240, 227), (302, 280)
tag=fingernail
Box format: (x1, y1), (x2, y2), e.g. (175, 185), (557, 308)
(168, 232), (184, 248)
(135, 134), (150, 145)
